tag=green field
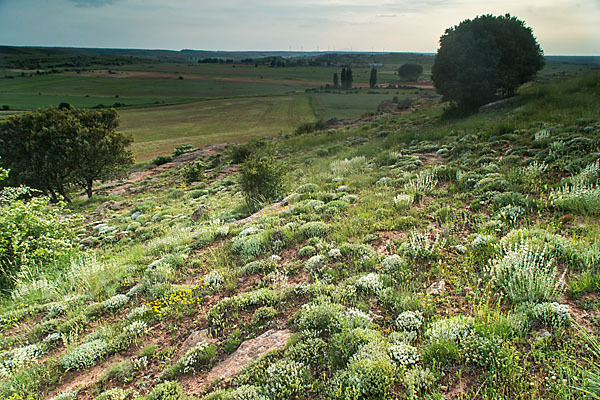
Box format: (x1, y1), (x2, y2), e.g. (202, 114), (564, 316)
(120, 96), (316, 160)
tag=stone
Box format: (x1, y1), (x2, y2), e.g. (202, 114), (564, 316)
(202, 329), (292, 384)
(534, 329), (552, 342)
(478, 95), (521, 113)
(426, 279), (446, 295)
(178, 329), (219, 358)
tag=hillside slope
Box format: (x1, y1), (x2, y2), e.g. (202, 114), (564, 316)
(1, 72), (600, 400)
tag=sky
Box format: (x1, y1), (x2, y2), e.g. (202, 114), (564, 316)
(0, 0), (599, 55)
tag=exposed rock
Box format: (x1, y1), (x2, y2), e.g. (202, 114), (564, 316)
(178, 329), (219, 358)
(534, 329), (552, 342)
(197, 329), (292, 390)
(191, 205), (209, 222)
(232, 202), (285, 226)
(426, 279), (446, 295)
(478, 96), (521, 113)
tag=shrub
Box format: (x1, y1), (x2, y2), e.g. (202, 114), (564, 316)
(0, 344), (44, 378)
(393, 193), (414, 209)
(295, 300), (347, 334)
(94, 388), (135, 400)
(181, 341), (217, 373)
(204, 270), (224, 291)
(294, 120), (327, 135)
(286, 336), (328, 369)
(355, 273), (384, 295)
(517, 301), (571, 328)
(172, 144), (195, 157)
(103, 294), (129, 312)
(388, 343), (420, 367)
(490, 241), (566, 304)
(550, 184), (600, 216)
(330, 156), (368, 175)
(296, 183), (318, 193)
(425, 316), (474, 344)
(320, 200), (349, 215)
(239, 150), (286, 210)
(252, 306), (278, 327)
(403, 367), (436, 399)
(60, 339), (109, 371)
(299, 221), (330, 238)
(329, 327), (384, 369)
(231, 233), (267, 261)
(461, 334), (507, 371)
(263, 360), (309, 400)
(399, 229), (439, 260)
(152, 155), (173, 166)
(329, 343), (396, 400)
(405, 170), (438, 194)
(181, 160), (205, 184)
(0, 185), (75, 291)
(395, 310), (424, 333)
(297, 245), (316, 258)
(146, 381), (186, 400)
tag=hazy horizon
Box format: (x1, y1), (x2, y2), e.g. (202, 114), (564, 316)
(0, 0), (599, 56)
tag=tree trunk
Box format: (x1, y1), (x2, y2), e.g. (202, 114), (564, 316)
(58, 184), (71, 203)
(48, 189), (58, 203)
(86, 178), (94, 199)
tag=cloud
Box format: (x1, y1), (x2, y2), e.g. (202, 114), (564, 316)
(66, 0), (119, 7)
(376, 14), (397, 17)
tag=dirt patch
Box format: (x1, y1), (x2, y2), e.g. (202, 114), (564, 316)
(96, 144), (227, 197)
(181, 329), (293, 396)
(413, 152), (444, 165)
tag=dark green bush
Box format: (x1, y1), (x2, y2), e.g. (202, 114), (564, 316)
(151, 155), (173, 166)
(172, 144), (195, 157)
(239, 150), (286, 210)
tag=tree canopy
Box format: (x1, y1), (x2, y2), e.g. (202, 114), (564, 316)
(431, 14), (545, 112)
(369, 68), (378, 88)
(0, 106), (134, 201)
(398, 63), (423, 81)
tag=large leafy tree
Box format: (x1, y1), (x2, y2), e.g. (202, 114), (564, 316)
(398, 63), (423, 81)
(431, 14), (545, 112)
(72, 108), (134, 198)
(0, 106), (133, 201)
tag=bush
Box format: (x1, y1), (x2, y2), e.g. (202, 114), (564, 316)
(299, 221), (330, 239)
(388, 343), (420, 367)
(152, 155), (173, 166)
(550, 184), (600, 216)
(294, 120), (327, 135)
(517, 301), (571, 328)
(491, 241), (566, 304)
(180, 341), (217, 373)
(263, 360), (309, 400)
(0, 185), (75, 291)
(395, 310), (424, 333)
(60, 339), (109, 371)
(295, 300), (347, 334)
(181, 160), (205, 184)
(146, 381), (186, 400)
(172, 144), (195, 157)
(239, 150), (286, 210)
(329, 343), (396, 400)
